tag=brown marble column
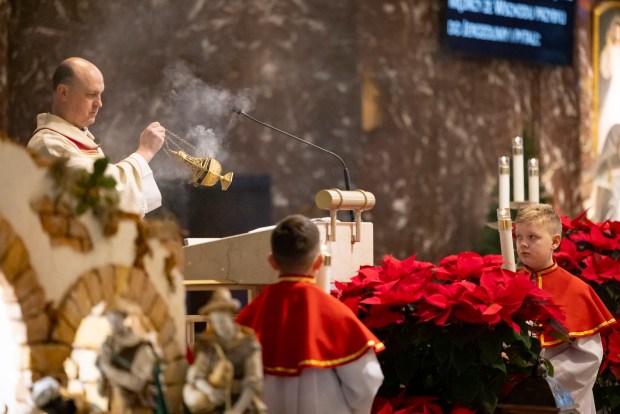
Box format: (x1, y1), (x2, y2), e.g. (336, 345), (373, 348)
(0, 0), (9, 136)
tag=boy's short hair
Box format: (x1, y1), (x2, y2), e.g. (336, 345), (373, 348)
(515, 203), (562, 235)
(271, 214), (320, 274)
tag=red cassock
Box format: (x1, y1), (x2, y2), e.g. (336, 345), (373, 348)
(236, 275), (385, 376)
(521, 263), (616, 347)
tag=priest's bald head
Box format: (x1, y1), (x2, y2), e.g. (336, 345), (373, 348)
(51, 57), (104, 129)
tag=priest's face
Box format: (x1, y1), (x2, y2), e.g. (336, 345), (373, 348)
(515, 222), (560, 271)
(58, 63), (104, 128)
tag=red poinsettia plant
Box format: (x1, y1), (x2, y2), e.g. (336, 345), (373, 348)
(334, 252), (566, 414)
(554, 212), (620, 412)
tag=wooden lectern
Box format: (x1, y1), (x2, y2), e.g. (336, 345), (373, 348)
(182, 189), (376, 343)
(183, 219), (374, 289)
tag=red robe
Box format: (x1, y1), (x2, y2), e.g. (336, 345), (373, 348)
(522, 263), (616, 347)
(236, 275), (385, 376)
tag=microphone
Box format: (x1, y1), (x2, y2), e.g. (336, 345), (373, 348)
(232, 107), (355, 221)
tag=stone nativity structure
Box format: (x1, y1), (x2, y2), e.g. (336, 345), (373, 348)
(0, 137), (187, 413)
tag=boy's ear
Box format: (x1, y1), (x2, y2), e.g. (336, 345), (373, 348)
(267, 253), (279, 271)
(311, 252), (324, 271)
(551, 234), (561, 250)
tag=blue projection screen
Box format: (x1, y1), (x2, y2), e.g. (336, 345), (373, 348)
(443, 0), (576, 65)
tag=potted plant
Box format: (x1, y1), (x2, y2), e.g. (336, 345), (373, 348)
(334, 252), (566, 413)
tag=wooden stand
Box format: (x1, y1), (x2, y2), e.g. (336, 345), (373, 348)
(183, 219), (374, 286)
(495, 404), (577, 413)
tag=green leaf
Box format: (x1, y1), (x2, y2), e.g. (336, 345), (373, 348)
(449, 367), (480, 405)
(479, 331), (503, 366)
(99, 176), (117, 188)
(433, 333), (454, 363)
(413, 323), (439, 345)
(395, 354), (416, 384)
(93, 158), (109, 176)
(76, 203), (88, 215)
(477, 384), (499, 414)
(451, 345), (477, 375)
(609, 388), (620, 411)
(543, 358), (554, 377)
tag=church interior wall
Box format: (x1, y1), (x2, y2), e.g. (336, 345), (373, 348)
(1, 0), (595, 261)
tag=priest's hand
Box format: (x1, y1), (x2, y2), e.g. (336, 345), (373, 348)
(136, 122), (165, 163)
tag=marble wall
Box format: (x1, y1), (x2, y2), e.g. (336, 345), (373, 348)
(0, 0), (8, 133)
(3, 0), (592, 261)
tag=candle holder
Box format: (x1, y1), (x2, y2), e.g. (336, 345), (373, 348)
(497, 208), (516, 271)
(316, 241), (333, 293)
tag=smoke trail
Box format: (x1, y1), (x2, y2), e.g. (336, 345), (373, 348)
(160, 60), (255, 162)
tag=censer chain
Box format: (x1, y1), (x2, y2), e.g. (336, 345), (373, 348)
(163, 128), (199, 155)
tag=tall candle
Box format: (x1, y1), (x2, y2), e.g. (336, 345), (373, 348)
(316, 241), (332, 293)
(497, 208), (516, 272)
(528, 158), (539, 203)
(498, 156), (510, 210)
(512, 136), (524, 202)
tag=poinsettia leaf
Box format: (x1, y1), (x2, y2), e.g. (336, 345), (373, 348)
(560, 214), (575, 230)
(413, 323), (440, 345)
(478, 331), (503, 366)
(589, 225), (618, 251)
(450, 407), (478, 414)
(449, 368), (480, 405)
(394, 354), (417, 385)
(580, 253), (620, 284)
(373, 401), (393, 414)
(568, 210), (596, 232)
(451, 346), (477, 375)
(456, 252), (485, 279)
(342, 297), (359, 314)
(334, 230), (620, 413)
(432, 333), (453, 363)
(364, 305), (404, 329)
(476, 386), (500, 414)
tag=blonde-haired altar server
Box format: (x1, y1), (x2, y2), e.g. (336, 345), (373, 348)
(515, 204), (616, 413)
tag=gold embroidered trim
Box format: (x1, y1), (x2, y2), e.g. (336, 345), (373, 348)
(278, 276), (315, 284)
(542, 318), (616, 346)
(264, 340), (385, 374)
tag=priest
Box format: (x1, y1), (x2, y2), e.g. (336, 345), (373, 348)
(27, 57), (164, 216)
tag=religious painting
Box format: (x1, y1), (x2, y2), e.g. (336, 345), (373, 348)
(594, 2), (620, 154)
(591, 2), (620, 221)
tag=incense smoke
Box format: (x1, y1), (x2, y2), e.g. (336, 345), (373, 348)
(152, 60), (255, 183)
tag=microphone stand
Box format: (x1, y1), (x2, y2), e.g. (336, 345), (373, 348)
(232, 107), (355, 222)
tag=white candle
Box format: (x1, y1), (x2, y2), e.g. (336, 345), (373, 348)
(498, 156), (510, 210)
(316, 241), (332, 293)
(528, 158), (539, 203)
(497, 208), (516, 272)
(512, 136), (524, 202)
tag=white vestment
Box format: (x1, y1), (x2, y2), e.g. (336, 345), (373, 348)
(263, 349), (384, 414)
(28, 113), (161, 216)
(599, 44), (620, 154)
(542, 334), (603, 414)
